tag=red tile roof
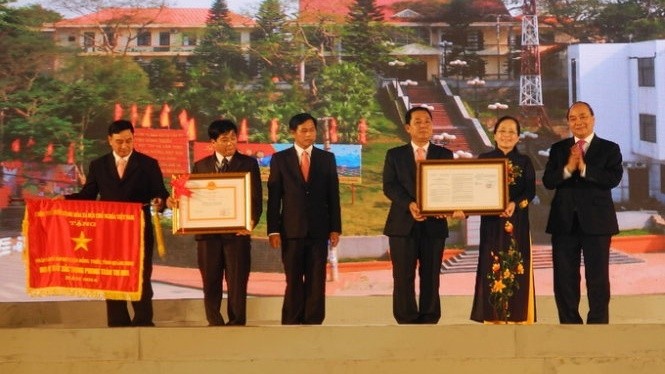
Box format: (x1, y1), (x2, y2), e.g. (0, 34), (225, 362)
(299, 0), (510, 23)
(54, 7), (255, 28)
(299, 0), (399, 22)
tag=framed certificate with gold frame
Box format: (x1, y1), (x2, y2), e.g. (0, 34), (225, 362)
(172, 172), (252, 234)
(417, 159), (508, 216)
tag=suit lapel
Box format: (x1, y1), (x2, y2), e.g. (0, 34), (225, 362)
(585, 136), (600, 160)
(122, 152), (140, 180)
(400, 144), (417, 180)
(204, 154), (218, 173)
(106, 153), (121, 180)
(287, 147), (305, 182)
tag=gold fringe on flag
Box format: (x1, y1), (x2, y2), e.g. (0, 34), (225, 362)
(152, 200), (166, 259)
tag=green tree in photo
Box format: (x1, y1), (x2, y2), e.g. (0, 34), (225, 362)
(543, 0), (665, 42)
(194, 0), (249, 85)
(593, 0), (665, 42)
(1, 3), (62, 156)
(53, 56), (152, 160)
(185, 0), (250, 125)
(343, 0), (392, 74)
(142, 58), (181, 103)
(315, 62), (375, 143)
(251, 0), (300, 81)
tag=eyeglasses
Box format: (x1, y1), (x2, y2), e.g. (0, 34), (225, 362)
(496, 130), (518, 135)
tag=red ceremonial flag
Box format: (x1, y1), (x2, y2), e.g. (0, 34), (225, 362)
(0, 186), (10, 209)
(238, 118), (249, 142)
(141, 105), (153, 128)
(178, 109), (189, 129)
(11, 138), (20, 152)
(329, 118), (338, 143)
(187, 118), (197, 141)
(358, 118), (368, 145)
(159, 103), (171, 128)
(130, 104), (139, 127)
(42, 142), (54, 162)
(114, 103), (123, 120)
(66, 142), (76, 164)
(23, 199), (145, 300)
(269, 118), (279, 143)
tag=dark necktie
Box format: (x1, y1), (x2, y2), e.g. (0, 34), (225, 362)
(220, 157), (229, 172)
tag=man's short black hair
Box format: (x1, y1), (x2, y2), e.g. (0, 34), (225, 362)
(288, 113), (317, 131)
(108, 120), (134, 136)
(208, 119), (238, 140)
(405, 106), (432, 124)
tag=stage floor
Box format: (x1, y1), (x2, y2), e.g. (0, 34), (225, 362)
(3, 244), (665, 304)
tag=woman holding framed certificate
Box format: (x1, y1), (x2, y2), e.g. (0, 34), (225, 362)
(470, 116), (537, 324)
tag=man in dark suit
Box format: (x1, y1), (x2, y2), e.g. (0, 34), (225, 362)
(383, 106), (464, 324)
(190, 119), (262, 326)
(66, 120), (169, 327)
(267, 112), (342, 325)
(542, 101), (623, 324)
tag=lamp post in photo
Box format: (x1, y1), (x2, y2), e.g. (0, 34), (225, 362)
(438, 40), (453, 77)
(388, 59), (406, 67)
(388, 59), (406, 80)
(449, 59), (467, 94)
(488, 102), (508, 120)
(466, 77), (486, 117)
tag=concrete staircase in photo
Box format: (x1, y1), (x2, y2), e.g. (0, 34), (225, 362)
(404, 84), (475, 155)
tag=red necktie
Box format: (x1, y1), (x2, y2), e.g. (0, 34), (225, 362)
(416, 147), (426, 161)
(301, 151), (310, 181)
(576, 140), (586, 156)
(117, 158), (127, 178)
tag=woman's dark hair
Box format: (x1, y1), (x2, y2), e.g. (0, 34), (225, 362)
(493, 115), (521, 135)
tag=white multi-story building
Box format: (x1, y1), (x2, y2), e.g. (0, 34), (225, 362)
(568, 41), (665, 204)
(48, 8), (255, 62)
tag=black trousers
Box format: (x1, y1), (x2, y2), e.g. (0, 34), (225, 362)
(389, 224), (446, 324)
(552, 216), (611, 324)
(197, 235), (251, 326)
(107, 226), (154, 327)
(280, 237), (328, 325)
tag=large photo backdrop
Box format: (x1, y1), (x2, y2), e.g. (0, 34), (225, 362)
(2, 0), (665, 300)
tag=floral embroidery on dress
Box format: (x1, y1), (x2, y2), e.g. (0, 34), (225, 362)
(487, 220), (525, 322)
(507, 160), (522, 186)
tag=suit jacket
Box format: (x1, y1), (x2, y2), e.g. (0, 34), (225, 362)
(267, 146), (341, 239)
(67, 151), (169, 223)
(192, 151), (263, 240)
(542, 135), (623, 235)
(383, 142), (453, 237)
